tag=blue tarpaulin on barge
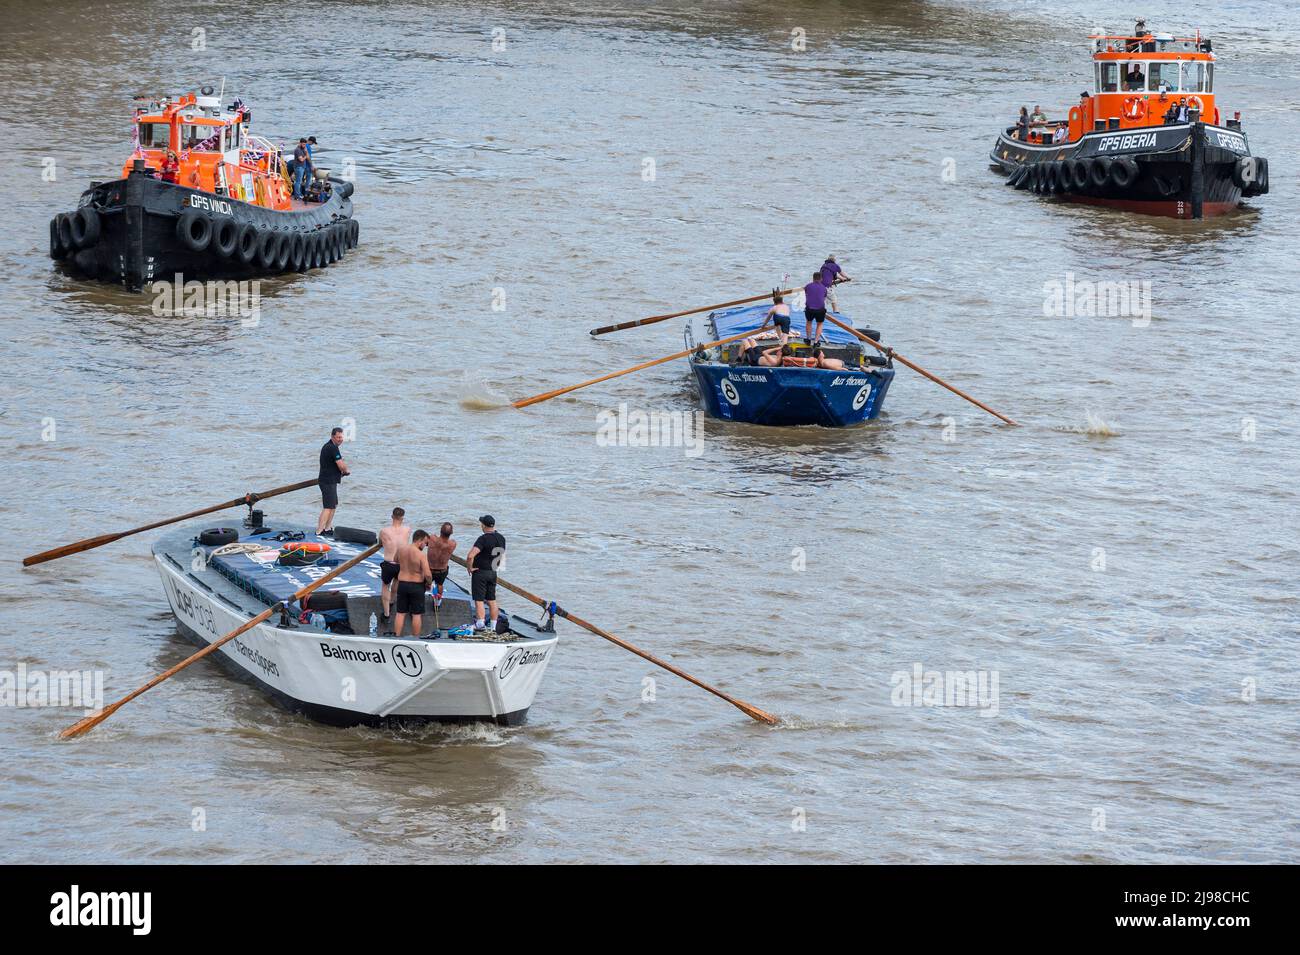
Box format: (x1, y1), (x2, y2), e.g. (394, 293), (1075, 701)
(204, 530), (472, 607)
(709, 303), (865, 345)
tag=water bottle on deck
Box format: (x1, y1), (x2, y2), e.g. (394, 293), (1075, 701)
(368, 612), (378, 637)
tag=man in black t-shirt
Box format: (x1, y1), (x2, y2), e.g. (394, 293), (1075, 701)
(316, 427), (350, 535)
(464, 515), (505, 631)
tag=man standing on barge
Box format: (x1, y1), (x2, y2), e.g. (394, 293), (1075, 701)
(317, 427), (349, 536)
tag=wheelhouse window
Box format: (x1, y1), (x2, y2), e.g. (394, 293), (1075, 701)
(1097, 62), (1119, 92)
(138, 122), (171, 148)
(1179, 61), (1211, 93)
(1148, 62), (1180, 92)
(1123, 62), (1146, 90)
(182, 124), (221, 151)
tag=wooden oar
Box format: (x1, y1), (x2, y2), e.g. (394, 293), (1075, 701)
(514, 326), (766, 409)
(23, 478), (318, 567)
(60, 542), (382, 739)
(589, 288), (800, 336)
(823, 314), (1019, 426)
(449, 554), (778, 725)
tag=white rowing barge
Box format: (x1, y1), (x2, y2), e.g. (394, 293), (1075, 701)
(152, 520), (557, 726)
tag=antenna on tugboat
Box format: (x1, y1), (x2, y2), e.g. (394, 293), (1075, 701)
(21, 478), (319, 567)
(59, 543), (383, 739)
(822, 314), (1020, 426)
(447, 555), (779, 725)
(589, 288), (799, 336)
(513, 326), (770, 409)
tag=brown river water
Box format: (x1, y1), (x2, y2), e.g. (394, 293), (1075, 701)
(1, 0), (1296, 863)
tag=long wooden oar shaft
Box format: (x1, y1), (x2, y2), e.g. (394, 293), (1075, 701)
(823, 315), (1019, 426)
(23, 478), (318, 567)
(60, 542), (382, 739)
(450, 554), (777, 725)
(514, 327), (763, 409)
(589, 288), (799, 336)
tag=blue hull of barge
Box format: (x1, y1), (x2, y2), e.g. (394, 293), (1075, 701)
(690, 362), (895, 427)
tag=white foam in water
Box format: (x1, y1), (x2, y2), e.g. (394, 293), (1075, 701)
(458, 370), (512, 411)
(1055, 410), (1120, 437)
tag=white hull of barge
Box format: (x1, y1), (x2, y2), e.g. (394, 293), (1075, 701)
(155, 557), (557, 726)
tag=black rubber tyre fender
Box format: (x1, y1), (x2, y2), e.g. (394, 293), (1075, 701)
(236, 222), (259, 264)
(256, 229), (278, 269)
(198, 528), (239, 546)
(310, 232), (324, 269)
(70, 206), (101, 249)
(1072, 159), (1092, 191)
(292, 233), (308, 271)
(57, 213), (75, 250)
(351, 218), (360, 247)
(274, 232), (293, 271)
(1055, 162), (1072, 192)
(336, 179), (354, 199)
(333, 224), (346, 260)
(212, 217), (239, 258)
(1109, 157), (1139, 189)
(1089, 156), (1113, 188)
(49, 218), (67, 259)
(176, 209), (212, 252)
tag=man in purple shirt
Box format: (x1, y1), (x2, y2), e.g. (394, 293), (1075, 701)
(820, 255), (851, 311)
(803, 272), (829, 345)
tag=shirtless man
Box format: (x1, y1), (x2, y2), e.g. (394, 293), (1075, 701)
(392, 530), (432, 638)
(378, 507), (411, 621)
(813, 347), (845, 370)
(424, 522), (457, 601)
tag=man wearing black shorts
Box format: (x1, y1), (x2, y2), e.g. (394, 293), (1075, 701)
(392, 530), (432, 638)
(465, 515), (505, 632)
(316, 427), (350, 535)
(803, 271), (830, 346)
(378, 507), (410, 621)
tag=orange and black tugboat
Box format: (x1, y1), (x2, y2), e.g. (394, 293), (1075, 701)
(48, 86), (358, 290)
(991, 21), (1269, 219)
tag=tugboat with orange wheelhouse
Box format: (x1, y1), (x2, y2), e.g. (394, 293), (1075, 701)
(48, 85), (358, 290)
(991, 21), (1269, 219)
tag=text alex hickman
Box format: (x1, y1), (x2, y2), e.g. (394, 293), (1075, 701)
(50, 886), (151, 936)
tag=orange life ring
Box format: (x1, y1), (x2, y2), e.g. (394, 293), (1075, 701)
(1123, 96), (1147, 121)
(1187, 95), (1205, 113)
(281, 541), (331, 554)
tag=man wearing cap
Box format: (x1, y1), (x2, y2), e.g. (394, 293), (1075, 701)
(465, 516), (506, 632)
(819, 255), (851, 312)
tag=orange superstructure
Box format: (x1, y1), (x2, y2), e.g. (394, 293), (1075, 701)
(122, 87), (294, 210)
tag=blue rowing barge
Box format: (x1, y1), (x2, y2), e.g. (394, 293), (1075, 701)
(686, 304), (895, 427)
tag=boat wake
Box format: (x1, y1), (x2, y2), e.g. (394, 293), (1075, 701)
(458, 371), (513, 411)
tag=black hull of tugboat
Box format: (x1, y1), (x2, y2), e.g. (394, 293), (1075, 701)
(990, 121), (1269, 219)
(48, 170), (358, 291)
